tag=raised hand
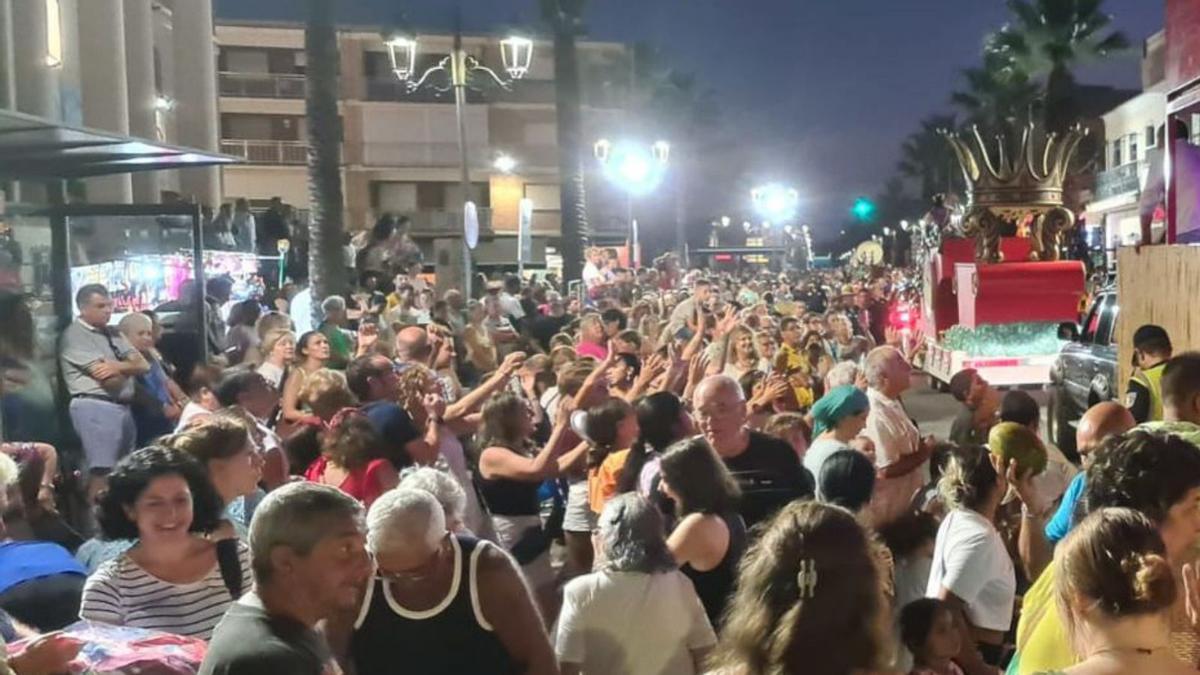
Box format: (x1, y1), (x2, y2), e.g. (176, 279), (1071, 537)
(422, 391), (447, 422)
(499, 351), (527, 377)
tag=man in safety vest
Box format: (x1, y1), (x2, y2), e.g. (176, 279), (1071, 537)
(1126, 324), (1173, 423)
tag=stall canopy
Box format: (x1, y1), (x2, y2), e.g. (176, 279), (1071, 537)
(0, 108), (238, 180)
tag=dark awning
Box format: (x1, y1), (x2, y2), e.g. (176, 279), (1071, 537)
(0, 108), (240, 180)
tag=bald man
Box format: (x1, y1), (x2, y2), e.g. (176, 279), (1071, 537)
(695, 374), (813, 528)
(1043, 401), (1136, 543)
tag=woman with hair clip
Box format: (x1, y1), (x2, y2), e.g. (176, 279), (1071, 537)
(1043, 507), (1197, 675)
(710, 500), (891, 675)
(302, 408), (397, 507)
(658, 437), (746, 628)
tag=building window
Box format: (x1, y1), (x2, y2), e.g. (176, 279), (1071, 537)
(1128, 132), (1138, 163)
(1146, 125), (1157, 148)
(1111, 139), (1122, 168)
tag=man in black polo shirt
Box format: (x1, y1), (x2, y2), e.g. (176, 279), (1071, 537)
(694, 374), (814, 529)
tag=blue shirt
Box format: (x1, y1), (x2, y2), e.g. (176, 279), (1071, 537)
(1045, 472), (1086, 543)
(0, 541), (85, 594)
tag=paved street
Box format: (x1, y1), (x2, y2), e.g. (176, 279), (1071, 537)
(902, 374), (1052, 442)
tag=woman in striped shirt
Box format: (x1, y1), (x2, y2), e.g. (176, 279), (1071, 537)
(80, 446), (251, 640)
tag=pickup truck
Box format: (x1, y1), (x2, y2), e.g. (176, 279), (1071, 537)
(1046, 288), (1119, 459)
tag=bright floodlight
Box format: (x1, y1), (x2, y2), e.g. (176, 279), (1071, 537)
(752, 183), (799, 221)
(600, 141), (667, 196)
(493, 154), (517, 174)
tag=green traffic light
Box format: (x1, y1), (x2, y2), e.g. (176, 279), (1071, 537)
(852, 197), (875, 221)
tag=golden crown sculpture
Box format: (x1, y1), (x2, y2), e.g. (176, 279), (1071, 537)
(941, 123), (1088, 263)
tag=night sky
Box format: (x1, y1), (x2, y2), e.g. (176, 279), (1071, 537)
(216, 0), (1164, 235)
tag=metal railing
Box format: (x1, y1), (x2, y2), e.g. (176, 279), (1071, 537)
(1094, 160), (1147, 201)
(218, 71), (306, 99)
(354, 142), (488, 168)
(220, 139), (310, 165)
(393, 208), (493, 234)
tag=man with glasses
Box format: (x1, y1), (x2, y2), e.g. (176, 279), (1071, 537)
(201, 482), (371, 675)
(694, 374), (813, 529)
(346, 355), (433, 469)
(326, 488), (556, 675)
(59, 284), (150, 504)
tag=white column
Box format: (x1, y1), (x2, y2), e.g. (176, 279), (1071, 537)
(79, 0), (132, 202)
(124, 0), (158, 202)
(12, 0), (60, 119)
(0, 0), (15, 110)
(172, 0), (220, 208)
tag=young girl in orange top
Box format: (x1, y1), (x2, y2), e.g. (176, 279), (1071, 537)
(582, 397), (640, 515)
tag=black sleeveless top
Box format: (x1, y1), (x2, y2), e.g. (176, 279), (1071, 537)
(478, 469), (541, 516)
(351, 535), (517, 675)
(681, 511), (748, 627)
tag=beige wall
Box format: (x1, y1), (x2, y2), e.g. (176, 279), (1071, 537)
(490, 174), (523, 232)
(223, 166), (308, 206)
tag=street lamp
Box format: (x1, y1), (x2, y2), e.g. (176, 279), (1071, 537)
(387, 25), (534, 297)
(751, 183), (800, 222)
(594, 138), (670, 267)
(493, 153), (518, 174)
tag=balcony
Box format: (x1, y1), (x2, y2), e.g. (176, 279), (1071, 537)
(220, 139), (310, 165)
(1094, 160), (1147, 201)
(365, 78), (485, 104)
(355, 142), (489, 168)
(397, 208), (493, 236)
(219, 72), (306, 99)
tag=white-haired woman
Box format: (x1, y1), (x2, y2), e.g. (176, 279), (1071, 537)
(327, 488), (557, 675)
(118, 312), (186, 445)
(556, 493), (716, 675)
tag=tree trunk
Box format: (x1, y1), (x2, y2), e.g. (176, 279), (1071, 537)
(550, 10), (589, 285)
(1044, 64), (1076, 135)
(304, 0), (347, 310)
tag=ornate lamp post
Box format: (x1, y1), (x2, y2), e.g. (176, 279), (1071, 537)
(386, 27), (533, 296)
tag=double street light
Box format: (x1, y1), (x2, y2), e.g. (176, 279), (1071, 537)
(594, 139), (670, 267)
(386, 28), (534, 296)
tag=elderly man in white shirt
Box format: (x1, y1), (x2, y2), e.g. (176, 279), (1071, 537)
(863, 346), (932, 526)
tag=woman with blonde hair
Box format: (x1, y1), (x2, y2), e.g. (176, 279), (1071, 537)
(710, 324), (766, 380)
(256, 329), (295, 391)
(711, 500), (891, 675)
(297, 368), (358, 422)
(1049, 507), (1197, 675)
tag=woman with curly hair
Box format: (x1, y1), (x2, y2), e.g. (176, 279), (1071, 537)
(79, 446), (251, 640)
(303, 409), (397, 507)
(710, 500), (890, 675)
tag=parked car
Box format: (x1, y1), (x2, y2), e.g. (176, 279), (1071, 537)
(1047, 287), (1119, 461)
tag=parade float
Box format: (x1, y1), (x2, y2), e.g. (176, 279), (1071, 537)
(922, 123), (1087, 388)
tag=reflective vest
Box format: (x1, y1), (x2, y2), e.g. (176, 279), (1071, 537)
(1131, 362), (1166, 422)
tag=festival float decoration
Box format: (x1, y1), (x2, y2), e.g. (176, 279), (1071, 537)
(923, 123), (1087, 388)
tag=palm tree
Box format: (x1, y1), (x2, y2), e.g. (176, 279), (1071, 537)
(951, 50), (1040, 134)
(304, 0), (348, 308)
(541, 0), (589, 284)
(987, 0), (1129, 133)
(897, 114), (964, 202)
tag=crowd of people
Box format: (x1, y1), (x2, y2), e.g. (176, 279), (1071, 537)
(1, 248), (1200, 675)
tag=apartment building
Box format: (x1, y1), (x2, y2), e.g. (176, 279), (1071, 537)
(1085, 31), (1167, 259)
(215, 20), (633, 264)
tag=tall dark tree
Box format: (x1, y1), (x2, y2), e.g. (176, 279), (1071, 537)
(541, 0), (589, 284)
(987, 0), (1130, 133)
(897, 114), (964, 202)
(304, 0), (347, 305)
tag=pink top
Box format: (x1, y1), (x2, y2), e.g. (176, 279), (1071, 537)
(576, 340), (608, 360)
(304, 456), (394, 507)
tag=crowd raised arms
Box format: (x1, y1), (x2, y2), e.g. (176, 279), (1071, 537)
(4, 260), (1200, 675)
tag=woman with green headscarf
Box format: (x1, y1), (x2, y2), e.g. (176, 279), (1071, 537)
(803, 385), (871, 481)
